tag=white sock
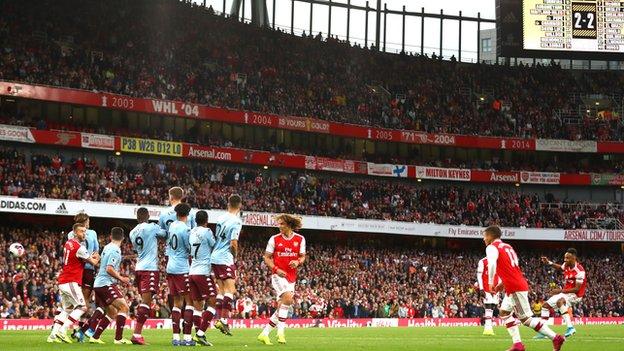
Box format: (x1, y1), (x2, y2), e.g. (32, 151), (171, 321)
(503, 314), (522, 344)
(484, 308), (493, 328)
(172, 334), (180, 341)
(184, 333), (192, 341)
(541, 307), (550, 319)
(557, 304), (573, 328)
(50, 311), (68, 336)
(262, 310), (279, 336)
(60, 308), (84, 334)
(525, 317), (556, 339)
(277, 304), (290, 335)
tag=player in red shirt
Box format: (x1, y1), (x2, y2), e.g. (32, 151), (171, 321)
(257, 214), (306, 346)
(534, 248), (587, 339)
(47, 223), (100, 344)
(483, 226), (565, 351)
(476, 257), (501, 335)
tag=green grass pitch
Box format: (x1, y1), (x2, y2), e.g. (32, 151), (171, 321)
(1, 325), (622, 351)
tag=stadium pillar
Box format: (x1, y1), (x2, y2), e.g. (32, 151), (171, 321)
(420, 7), (424, 56)
(401, 6), (405, 53)
(230, 0), (269, 26)
(375, 0), (381, 50)
(272, 0), (276, 29)
(291, 0), (294, 34)
(310, 1), (313, 36)
(347, 0), (351, 43)
(223, 0), (226, 16)
(476, 12), (481, 63)
(328, 0), (332, 38)
(439, 9), (443, 59)
(458, 11), (462, 62)
(365, 2), (369, 48)
(383, 3), (387, 52)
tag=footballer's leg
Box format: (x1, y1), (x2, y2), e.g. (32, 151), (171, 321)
(533, 300), (554, 339)
(514, 292), (565, 351)
(558, 296), (576, 337)
(499, 294), (524, 351)
(276, 293), (294, 344)
(110, 297), (132, 344)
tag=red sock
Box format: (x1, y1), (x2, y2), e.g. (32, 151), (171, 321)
(115, 314), (127, 341)
(200, 309), (215, 332)
(172, 308), (181, 334)
(183, 308), (194, 335)
(193, 312), (202, 331)
(84, 308), (104, 333)
(93, 316), (111, 339)
(133, 305), (150, 335)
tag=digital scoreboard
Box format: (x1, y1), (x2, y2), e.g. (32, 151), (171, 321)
(497, 0), (624, 59)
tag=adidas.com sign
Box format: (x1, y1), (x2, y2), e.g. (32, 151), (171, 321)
(56, 203), (69, 214)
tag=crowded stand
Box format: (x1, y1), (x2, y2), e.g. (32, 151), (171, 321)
(1, 0), (623, 142)
(0, 148), (622, 229)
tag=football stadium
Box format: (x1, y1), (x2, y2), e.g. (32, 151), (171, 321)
(0, 0), (623, 350)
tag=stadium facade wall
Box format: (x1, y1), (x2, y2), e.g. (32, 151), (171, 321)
(3, 80), (624, 154)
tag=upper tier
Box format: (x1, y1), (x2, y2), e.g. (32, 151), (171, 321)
(1, 0), (623, 141)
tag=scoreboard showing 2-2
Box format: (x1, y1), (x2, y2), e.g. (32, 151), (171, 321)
(523, 0), (624, 53)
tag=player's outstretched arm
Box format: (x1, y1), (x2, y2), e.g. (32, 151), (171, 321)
(541, 256), (563, 271)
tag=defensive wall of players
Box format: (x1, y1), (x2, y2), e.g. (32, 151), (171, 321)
(1, 196), (623, 242)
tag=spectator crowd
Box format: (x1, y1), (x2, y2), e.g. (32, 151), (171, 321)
(1, 0), (623, 142)
(1, 148), (623, 229)
(1, 226), (622, 321)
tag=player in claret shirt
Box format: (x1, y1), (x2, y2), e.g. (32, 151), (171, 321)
(483, 226), (565, 351)
(257, 214), (306, 345)
(47, 223), (100, 344)
(534, 248), (587, 339)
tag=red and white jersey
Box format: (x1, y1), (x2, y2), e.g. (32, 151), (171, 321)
(477, 257), (501, 293)
(486, 240), (529, 294)
(58, 239), (90, 285)
(265, 232), (306, 283)
(563, 262), (587, 297)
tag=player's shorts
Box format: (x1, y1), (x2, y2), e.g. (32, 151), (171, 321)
(94, 284), (123, 307)
(484, 292), (500, 305)
(211, 264), (237, 280)
(166, 273), (190, 296)
(501, 291), (533, 319)
(189, 274), (218, 301)
(58, 282), (86, 309)
(271, 274), (295, 298)
(546, 293), (582, 307)
(135, 270), (160, 294)
(82, 269), (96, 290)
